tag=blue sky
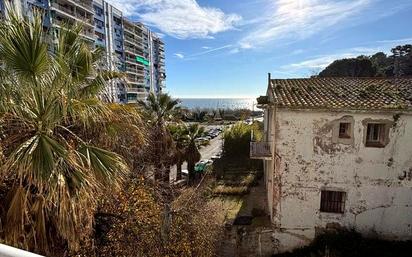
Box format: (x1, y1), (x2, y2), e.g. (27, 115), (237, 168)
(111, 0), (412, 98)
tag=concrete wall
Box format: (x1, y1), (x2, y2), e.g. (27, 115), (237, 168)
(267, 108), (412, 253)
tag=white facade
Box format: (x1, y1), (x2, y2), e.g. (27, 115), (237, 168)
(262, 105), (412, 252)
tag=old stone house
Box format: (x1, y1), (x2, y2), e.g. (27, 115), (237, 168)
(252, 75), (412, 253)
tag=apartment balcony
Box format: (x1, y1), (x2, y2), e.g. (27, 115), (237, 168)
(52, 20), (95, 41)
(67, 0), (93, 12)
(126, 67), (144, 76)
(250, 141), (272, 159)
(126, 73), (144, 81)
(51, 3), (93, 27)
(127, 87), (147, 93)
(124, 46), (137, 54)
(124, 27), (137, 36)
(125, 57), (144, 67)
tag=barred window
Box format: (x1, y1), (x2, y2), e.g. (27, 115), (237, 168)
(320, 190), (346, 213)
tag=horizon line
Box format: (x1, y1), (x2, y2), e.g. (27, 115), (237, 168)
(173, 96), (258, 99)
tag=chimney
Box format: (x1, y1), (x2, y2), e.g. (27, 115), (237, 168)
(268, 73), (271, 84)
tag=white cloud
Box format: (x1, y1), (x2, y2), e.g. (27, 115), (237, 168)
(155, 32), (166, 38)
(376, 37), (412, 44)
(110, 0), (242, 39)
(174, 53), (185, 59)
(202, 46), (211, 49)
(239, 0), (372, 49)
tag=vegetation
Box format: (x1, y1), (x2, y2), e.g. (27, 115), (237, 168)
(0, 7), (225, 257)
(0, 10), (139, 255)
(319, 44), (412, 77)
(274, 230), (412, 257)
(83, 176), (222, 257)
(212, 185), (249, 196)
(212, 172), (258, 196)
(222, 121), (262, 159)
(184, 124), (206, 182)
(181, 107), (261, 123)
(168, 123), (206, 181)
(138, 92), (181, 181)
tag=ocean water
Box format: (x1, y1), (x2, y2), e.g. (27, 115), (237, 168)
(180, 98), (255, 110)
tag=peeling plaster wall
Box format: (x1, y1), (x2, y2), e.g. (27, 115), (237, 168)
(270, 109), (412, 253)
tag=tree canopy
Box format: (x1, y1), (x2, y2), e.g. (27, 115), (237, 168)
(318, 44), (412, 78)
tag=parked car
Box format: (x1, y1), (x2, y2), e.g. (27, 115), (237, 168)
(211, 153), (221, 161)
(194, 159), (213, 173)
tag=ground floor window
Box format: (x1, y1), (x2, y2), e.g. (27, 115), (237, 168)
(320, 190), (346, 213)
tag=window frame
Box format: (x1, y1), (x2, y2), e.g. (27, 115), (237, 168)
(365, 123), (387, 147)
(320, 190), (346, 214)
(338, 122), (351, 139)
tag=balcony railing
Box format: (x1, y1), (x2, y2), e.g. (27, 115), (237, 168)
(250, 141), (272, 159)
(124, 46), (137, 53)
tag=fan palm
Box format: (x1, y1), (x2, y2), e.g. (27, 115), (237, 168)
(168, 124), (187, 181)
(0, 8), (128, 254)
(184, 124), (205, 182)
(138, 92), (180, 181)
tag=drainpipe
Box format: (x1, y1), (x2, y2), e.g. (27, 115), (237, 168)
(0, 244), (44, 257)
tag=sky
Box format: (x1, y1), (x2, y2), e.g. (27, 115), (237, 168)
(110, 0), (412, 98)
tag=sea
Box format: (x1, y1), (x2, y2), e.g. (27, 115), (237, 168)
(179, 98), (256, 110)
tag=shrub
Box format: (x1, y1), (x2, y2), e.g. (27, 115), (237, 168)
(223, 122), (262, 159)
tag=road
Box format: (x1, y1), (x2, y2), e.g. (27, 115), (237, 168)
(170, 125), (223, 181)
(181, 135), (223, 170)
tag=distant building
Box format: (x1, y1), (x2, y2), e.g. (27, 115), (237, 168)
(253, 76), (412, 253)
(0, 0), (166, 103)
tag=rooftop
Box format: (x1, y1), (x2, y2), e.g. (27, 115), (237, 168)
(268, 77), (412, 110)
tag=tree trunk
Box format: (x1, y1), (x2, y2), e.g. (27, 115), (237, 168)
(176, 161), (183, 181)
(162, 165), (170, 183)
(188, 162), (195, 184)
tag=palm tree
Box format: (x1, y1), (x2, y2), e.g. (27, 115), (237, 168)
(138, 92), (180, 181)
(168, 124), (187, 181)
(0, 8), (129, 254)
(184, 124), (206, 182)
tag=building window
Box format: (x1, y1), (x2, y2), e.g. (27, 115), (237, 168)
(338, 122), (351, 138)
(366, 123), (386, 147)
(320, 190), (345, 213)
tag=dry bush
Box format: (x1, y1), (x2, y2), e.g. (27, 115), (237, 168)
(168, 188), (222, 257)
(74, 177), (222, 257)
(212, 185), (249, 196)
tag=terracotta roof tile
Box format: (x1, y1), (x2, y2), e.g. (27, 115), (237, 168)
(271, 77), (412, 110)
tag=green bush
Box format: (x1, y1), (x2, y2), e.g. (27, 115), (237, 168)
(223, 122), (262, 158)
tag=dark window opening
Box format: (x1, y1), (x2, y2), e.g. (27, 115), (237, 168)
(366, 123), (386, 147)
(338, 122), (351, 138)
(320, 190), (345, 213)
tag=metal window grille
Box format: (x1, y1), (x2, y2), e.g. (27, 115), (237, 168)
(320, 190), (345, 213)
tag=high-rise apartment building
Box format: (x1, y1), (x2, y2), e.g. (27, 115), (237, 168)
(0, 0), (165, 103)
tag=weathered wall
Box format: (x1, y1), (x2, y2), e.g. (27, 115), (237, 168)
(269, 108), (412, 253)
